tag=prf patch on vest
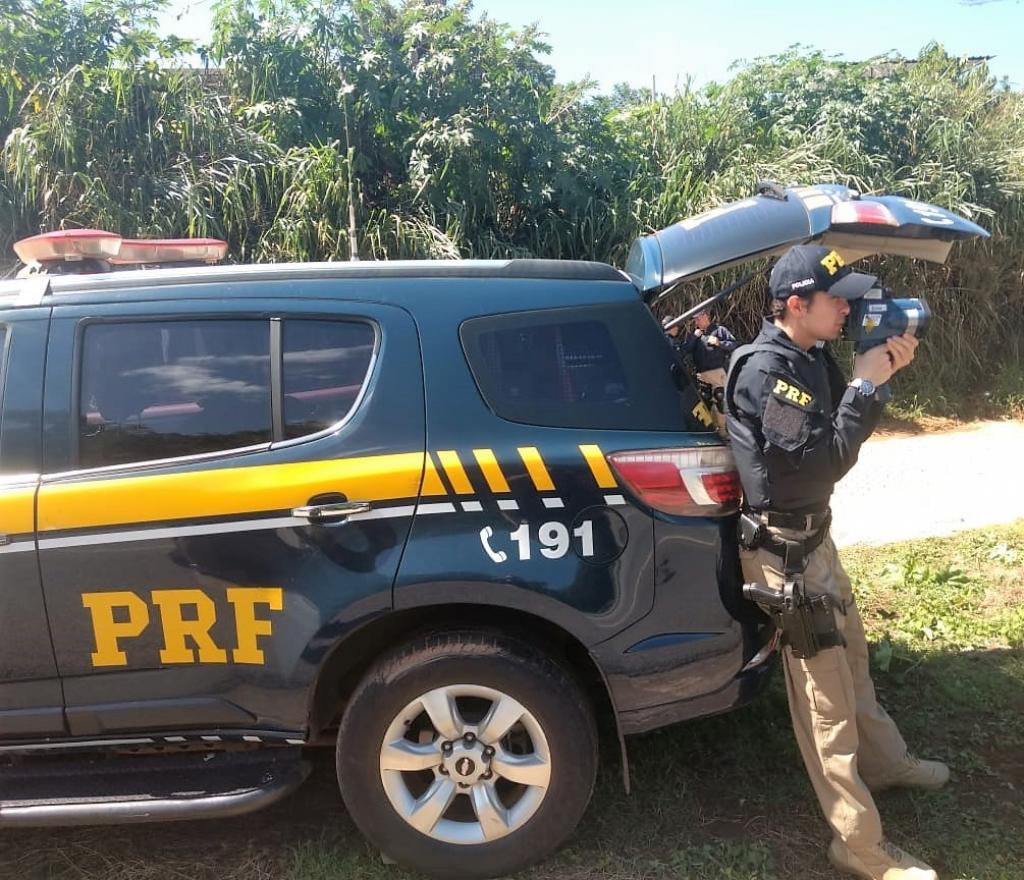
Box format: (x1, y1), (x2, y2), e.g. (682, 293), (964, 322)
(762, 373), (815, 451)
(770, 375), (815, 410)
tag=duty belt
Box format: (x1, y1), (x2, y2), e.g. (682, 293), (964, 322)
(738, 508), (845, 657)
(744, 507), (831, 532)
(738, 508), (832, 563)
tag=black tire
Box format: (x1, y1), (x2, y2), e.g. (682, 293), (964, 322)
(336, 629), (598, 880)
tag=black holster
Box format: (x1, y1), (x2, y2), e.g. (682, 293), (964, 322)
(740, 516), (844, 659)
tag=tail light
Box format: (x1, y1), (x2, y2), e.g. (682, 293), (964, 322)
(831, 201), (898, 227)
(607, 446), (741, 517)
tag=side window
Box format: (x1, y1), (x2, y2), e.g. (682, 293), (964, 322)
(282, 319), (375, 439)
(79, 320), (272, 468)
(477, 320), (627, 406)
(462, 305), (690, 431)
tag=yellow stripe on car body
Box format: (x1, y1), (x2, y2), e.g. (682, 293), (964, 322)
(39, 452), (428, 533)
(472, 449), (510, 494)
(517, 447), (555, 492)
(436, 450), (475, 495)
(0, 484), (36, 535)
(578, 445), (617, 489)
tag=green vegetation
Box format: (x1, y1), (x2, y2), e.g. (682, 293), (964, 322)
(4, 521), (1022, 879)
(1, 0), (1022, 415)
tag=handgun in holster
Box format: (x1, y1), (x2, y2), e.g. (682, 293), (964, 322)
(740, 525), (844, 660)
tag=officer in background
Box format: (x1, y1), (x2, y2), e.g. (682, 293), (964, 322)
(679, 309), (736, 434)
(725, 245), (948, 880)
(662, 315), (684, 349)
(679, 307), (737, 386)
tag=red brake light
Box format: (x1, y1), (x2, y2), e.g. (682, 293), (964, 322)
(701, 470), (742, 505)
(831, 201), (898, 227)
(607, 446), (741, 517)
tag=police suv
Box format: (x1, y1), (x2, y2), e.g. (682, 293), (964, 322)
(0, 186), (986, 878)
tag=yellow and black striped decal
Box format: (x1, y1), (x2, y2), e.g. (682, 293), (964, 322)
(7, 444), (625, 551)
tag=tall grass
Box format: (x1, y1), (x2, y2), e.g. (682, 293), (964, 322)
(0, 2), (1021, 414)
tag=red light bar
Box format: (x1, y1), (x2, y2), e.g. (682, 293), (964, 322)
(13, 230), (229, 270)
(831, 201), (898, 227)
(111, 238), (228, 265)
(14, 229), (122, 264)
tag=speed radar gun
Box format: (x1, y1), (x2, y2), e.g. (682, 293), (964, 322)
(842, 286), (931, 404)
(844, 286), (931, 353)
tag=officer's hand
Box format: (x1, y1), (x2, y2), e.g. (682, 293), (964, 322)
(885, 334), (919, 375)
(694, 329), (703, 337)
(707, 336), (720, 347)
(853, 345), (895, 386)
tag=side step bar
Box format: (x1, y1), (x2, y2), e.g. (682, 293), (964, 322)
(0, 747), (310, 827)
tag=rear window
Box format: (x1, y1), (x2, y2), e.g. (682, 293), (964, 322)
(282, 319), (375, 439)
(461, 303), (694, 431)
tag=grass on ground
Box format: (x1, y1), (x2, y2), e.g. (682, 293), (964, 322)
(4, 523), (1023, 880)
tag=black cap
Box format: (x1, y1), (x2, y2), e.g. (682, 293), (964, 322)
(769, 245), (877, 300)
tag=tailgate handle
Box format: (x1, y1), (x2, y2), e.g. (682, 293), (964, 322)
(292, 501), (371, 523)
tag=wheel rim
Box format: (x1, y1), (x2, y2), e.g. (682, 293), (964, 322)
(379, 684), (552, 845)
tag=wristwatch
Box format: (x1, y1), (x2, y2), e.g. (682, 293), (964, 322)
(849, 378), (876, 398)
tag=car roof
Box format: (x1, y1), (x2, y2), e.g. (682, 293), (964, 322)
(2, 258), (624, 293)
(0, 260), (638, 321)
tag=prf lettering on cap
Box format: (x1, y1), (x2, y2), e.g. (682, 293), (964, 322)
(81, 587), (284, 667)
(771, 378), (815, 410)
(819, 249), (846, 276)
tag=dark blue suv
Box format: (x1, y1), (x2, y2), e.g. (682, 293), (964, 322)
(0, 185), (985, 878)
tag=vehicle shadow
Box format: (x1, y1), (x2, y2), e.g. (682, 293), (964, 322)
(2, 645), (1021, 880)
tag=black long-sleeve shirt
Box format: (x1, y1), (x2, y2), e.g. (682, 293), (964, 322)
(725, 319), (883, 513)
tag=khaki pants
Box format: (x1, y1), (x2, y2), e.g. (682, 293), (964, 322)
(741, 528), (909, 847)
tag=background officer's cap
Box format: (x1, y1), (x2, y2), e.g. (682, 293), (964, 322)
(770, 245), (877, 300)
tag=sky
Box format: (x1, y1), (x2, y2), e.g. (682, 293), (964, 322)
(157, 0), (1024, 91)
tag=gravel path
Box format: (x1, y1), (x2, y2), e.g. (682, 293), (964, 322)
(830, 420), (1024, 547)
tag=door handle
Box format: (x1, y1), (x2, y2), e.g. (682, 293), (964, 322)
(291, 501), (372, 523)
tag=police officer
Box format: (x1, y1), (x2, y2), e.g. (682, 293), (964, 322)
(662, 315), (683, 342)
(726, 245), (948, 880)
(679, 307), (737, 386)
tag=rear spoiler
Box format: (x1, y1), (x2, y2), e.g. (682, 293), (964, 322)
(626, 184), (990, 301)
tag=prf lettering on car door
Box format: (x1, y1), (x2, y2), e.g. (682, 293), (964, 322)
(80, 588), (283, 667)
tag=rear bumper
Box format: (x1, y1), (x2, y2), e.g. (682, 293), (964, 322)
(616, 652), (777, 735)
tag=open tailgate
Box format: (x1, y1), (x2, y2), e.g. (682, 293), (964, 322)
(626, 184), (990, 299)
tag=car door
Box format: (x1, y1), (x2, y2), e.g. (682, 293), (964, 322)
(37, 288), (424, 738)
(0, 306), (67, 739)
(395, 291), (715, 639)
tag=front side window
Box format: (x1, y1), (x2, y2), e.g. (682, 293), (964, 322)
(282, 320), (375, 439)
(79, 320), (272, 468)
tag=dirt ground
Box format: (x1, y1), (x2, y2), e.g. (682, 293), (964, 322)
(831, 419), (1024, 547)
